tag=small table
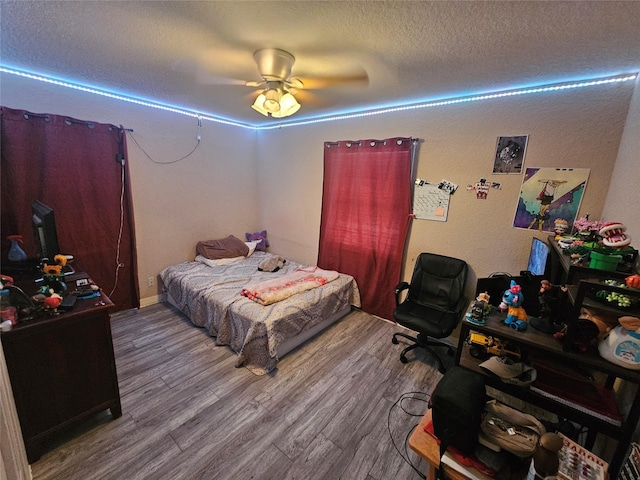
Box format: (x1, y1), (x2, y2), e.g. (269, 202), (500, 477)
(409, 409), (493, 480)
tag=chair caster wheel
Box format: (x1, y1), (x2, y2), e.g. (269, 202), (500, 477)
(400, 356), (408, 364)
(392, 337), (399, 344)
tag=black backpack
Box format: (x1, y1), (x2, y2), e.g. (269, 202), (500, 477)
(430, 366), (486, 456)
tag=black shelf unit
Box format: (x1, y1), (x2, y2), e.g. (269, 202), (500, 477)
(546, 234), (633, 285)
(456, 294), (640, 478)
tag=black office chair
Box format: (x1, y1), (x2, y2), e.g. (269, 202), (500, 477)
(391, 253), (469, 373)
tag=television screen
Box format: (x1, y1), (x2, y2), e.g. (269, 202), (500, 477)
(527, 237), (550, 277)
(31, 200), (61, 259)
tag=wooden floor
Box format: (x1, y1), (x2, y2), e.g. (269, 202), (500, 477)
(30, 303), (452, 480)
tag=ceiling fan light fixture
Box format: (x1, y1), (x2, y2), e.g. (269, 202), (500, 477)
(272, 92), (301, 118)
(263, 87), (281, 113)
(251, 93), (269, 116)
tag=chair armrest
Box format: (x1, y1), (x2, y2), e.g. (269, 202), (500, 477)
(394, 282), (409, 294)
(394, 282), (410, 306)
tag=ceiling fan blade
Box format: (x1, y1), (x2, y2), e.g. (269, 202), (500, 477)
(195, 69), (248, 86)
(294, 70), (369, 90)
(287, 77), (305, 89)
(293, 90), (333, 108)
(245, 80), (266, 88)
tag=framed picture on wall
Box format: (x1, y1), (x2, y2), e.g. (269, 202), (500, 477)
(493, 135), (528, 174)
(513, 167), (590, 233)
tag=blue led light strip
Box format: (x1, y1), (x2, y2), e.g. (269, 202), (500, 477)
(1, 65), (636, 130)
(258, 74), (638, 130)
(0, 66), (253, 129)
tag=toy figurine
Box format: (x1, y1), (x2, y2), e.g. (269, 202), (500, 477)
(38, 254), (68, 296)
(553, 218), (569, 240)
(42, 289), (63, 313)
(500, 280), (528, 331)
(465, 292), (492, 326)
(530, 280), (567, 334)
(599, 221), (632, 248)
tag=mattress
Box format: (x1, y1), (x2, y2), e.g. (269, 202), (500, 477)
(159, 251), (360, 374)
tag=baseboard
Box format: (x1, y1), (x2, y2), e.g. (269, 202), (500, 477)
(139, 294), (161, 308)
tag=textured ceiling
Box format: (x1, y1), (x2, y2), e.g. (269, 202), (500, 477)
(2, 1), (640, 125)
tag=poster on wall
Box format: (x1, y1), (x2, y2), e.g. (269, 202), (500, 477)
(513, 167), (590, 233)
(493, 135), (528, 174)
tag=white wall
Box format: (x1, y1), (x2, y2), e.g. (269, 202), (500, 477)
(603, 76), (640, 260)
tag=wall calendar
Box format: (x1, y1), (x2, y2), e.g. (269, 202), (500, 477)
(413, 179), (450, 222)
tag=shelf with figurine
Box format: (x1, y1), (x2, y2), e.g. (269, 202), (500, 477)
(565, 276), (640, 369)
(551, 216), (638, 283)
(460, 278), (638, 378)
(457, 274), (640, 478)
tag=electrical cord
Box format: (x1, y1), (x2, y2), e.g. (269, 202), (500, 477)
(387, 391), (431, 479)
(108, 159), (126, 299)
(125, 117), (201, 164)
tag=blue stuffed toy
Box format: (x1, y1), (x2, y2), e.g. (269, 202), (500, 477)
(500, 280), (528, 331)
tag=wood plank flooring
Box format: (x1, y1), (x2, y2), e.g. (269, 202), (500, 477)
(30, 303), (452, 480)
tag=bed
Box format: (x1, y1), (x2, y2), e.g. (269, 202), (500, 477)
(160, 251), (361, 375)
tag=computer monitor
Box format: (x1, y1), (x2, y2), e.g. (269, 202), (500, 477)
(474, 238), (550, 316)
(31, 200), (61, 259)
(527, 237), (550, 277)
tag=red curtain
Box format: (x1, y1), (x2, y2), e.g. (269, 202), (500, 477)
(318, 137), (414, 320)
(1, 107), (139, 311)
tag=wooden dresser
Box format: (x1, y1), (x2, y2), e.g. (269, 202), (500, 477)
(0, 271), (121, 463)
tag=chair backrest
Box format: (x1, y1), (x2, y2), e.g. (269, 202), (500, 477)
(407, 253), (468, 310)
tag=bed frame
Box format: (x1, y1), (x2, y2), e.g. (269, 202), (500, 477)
(165, 291), (352, 358)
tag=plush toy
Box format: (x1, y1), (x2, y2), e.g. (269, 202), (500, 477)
(500, 280), (528, 331)
(246, 231), (269, 252)
(258, 255), (286, 272)
(465, 291), (492, 325)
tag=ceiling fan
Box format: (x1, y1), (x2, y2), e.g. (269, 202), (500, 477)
(247, 48), (303, 118)
(244, 48), (368, 118)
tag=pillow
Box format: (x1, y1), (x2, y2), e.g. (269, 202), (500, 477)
(196, 255), (244, 267)
(246, 231), (269, 251)
(245, 240), (261, 257)
(196, 235), (249, 260)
